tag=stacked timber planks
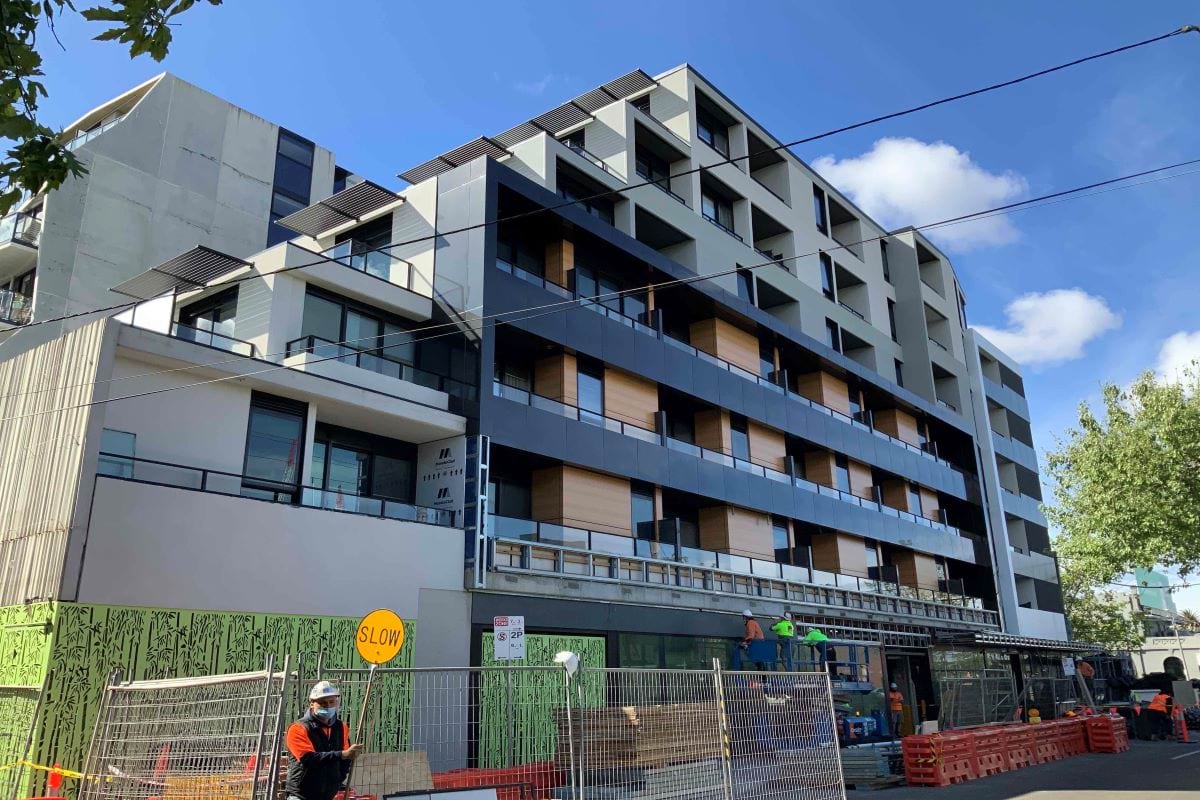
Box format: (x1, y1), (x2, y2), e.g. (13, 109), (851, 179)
(554, 704), (722, 771)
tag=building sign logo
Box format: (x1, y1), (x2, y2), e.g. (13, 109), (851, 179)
(417, 436), (469, 513)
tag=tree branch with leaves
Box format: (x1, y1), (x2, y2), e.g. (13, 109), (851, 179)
(0, 0), (219, 214)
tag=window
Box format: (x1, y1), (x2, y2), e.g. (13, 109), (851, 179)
(736, 268), (755, 304)
(772, 517), (791, 564)
(696, 107), (729, 156)
(848, 388), (864, 421)
(667, 411), (694, 444)
(895, 359), (904, 388)
(701, 188), (734, 231)
(820, 253), (835, 300)
(496, 238), (545, 276)
(489, 471), (532, 519)
(557, 170), (615, 225)
(916, 420), (929, 449)
(813, 186), (828, 234)
(577, 360), (604, 424)
(333, 166), (351, 194)
(635, 146), (671, 189)
(907, 483), (923, 515)
(179, 287), (238, 339)
(632, 483), (656, 541)
(301, 290), (415, 366)
(826, 319), (842, 353)
(865, 542), (880, 571)
(308, 423), (416, 503)
(759, 340), (775, 381)
(559, 129), (586, 151)
(242, 393), (306, 498)
(887, 299), (898, 341)
(98, 428), (136, 478)
(957, 292), (967, 329)
(730, 414), (750, 461)
(880, 241), (891, 282)
(575, 264), (647, 321)
(495, 361), (532, 392)
(631, 95), (651, 114)
(267, 129), (315, 247)
(833, 454), (851, 493)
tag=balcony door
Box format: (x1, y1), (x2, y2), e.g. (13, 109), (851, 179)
(242, 393), (306, 501)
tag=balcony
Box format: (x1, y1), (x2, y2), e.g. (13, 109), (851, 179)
(287, 335), (476, 401)
(64, 113), (124, 151)
(490, 379), (975, 540)
(644, 176), (687, 205)
(488, 520), (996, 627)
(0, 289), (31, 325)
(0, 213), (41, 277)
(170, 321), (256, 357)
(97, 452), (458, 527)
(702, 213), (744, 242)
(323, 240), (413, 290)
(561, 139), (621, 179)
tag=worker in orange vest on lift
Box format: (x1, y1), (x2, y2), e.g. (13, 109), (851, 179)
(1147, 690), (1174, 740)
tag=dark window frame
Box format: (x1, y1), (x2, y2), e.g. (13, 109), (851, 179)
(696, 106), (730, 157)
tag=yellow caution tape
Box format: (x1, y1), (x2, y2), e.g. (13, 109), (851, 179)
(0, 760), (93, 781)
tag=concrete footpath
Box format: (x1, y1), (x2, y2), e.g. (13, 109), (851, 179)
(847, 740), (1200, 799)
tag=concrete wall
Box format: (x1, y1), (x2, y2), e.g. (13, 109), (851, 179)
(78, 478), (467, 618)
(1014, 607), (1068, 641)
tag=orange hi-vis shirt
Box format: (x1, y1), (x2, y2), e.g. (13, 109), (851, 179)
(1148, 693), (1171, 714)
(888, 691), (904, 712)
(744, 619), (765, 640)
(287, 720), (351, 761)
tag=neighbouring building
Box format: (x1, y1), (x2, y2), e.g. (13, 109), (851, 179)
(0, 65), (1083, 772)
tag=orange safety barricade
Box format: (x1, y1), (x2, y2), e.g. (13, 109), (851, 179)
(902, 732), (978, 787)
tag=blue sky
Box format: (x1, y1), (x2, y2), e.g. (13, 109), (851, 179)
(31, 2), (1200, 605)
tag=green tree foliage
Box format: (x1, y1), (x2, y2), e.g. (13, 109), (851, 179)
(0, 0), (218, 214)
(1060, 573), (1144, 651)
(1046, 364), (1200, 649)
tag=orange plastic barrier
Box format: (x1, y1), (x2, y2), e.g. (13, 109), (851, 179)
(432, 762), (561, 800)
(902, 732), (978, 787)
(1085, 714), (1130, 753)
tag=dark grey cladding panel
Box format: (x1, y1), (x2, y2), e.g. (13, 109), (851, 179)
(741, 385), (767, 425)
(793, 487), (816, 520)
(661, 352), (695, 396)
(721, 467), (751, 508)
(567, 303), (605, 345)
(636, 440), (669, 483)
(571, 417), (607, 457)
(688, 361), (718, 400)
(762, 390), (789, 431)
(600, 317), (645, 364)
(769, 478), (796, 517)
(716, 369), (746, 410)
(665, 447), (699, 493)
(602, 433), (638, 475)
(696, 459), (726, 502)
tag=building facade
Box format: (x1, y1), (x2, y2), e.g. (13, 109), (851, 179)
(0, 65), (1078, 768)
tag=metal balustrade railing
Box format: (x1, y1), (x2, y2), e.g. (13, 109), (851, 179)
(0, 212), (41, 248)
(0, 289), (31, 325)
(489, 535), (996, 626)
(170, 321), (256, 356)
(561, 139), (622, 178)
(96, 452), (458, 527)
(492, 380), (660, 443)
(287, 335), (477, 400)
(494, 258), (968, 474)
(703, 212), (744, 241)
(64, 113), (124, 151)
(322, 239), (414, 289)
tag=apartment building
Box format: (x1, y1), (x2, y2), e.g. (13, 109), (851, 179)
(0, 66), (1081, 765)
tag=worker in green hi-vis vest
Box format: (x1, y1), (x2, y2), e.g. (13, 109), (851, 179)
(770, 611), (795, 669)
(800, 626), (830, 671)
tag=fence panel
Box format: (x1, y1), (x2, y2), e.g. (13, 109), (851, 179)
(0, 679), (46, 800)
(719, 670), (844, 800)
(79, 659), (290, 800)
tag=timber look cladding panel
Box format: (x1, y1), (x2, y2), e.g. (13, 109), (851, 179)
(532, 465), (632, 535)
(688, 318), (760, 375)
(604, 367), (657, 429)
(748, 421), (786, 470)
(698, 506), (773, 560)
(544, 240), (574, 287)
(811, 531), (868, 577)
(874, 408), (920, 446)
(694, 408), (731, 453)
(894, 551), (939, 589)
(534, 354), (577, 406)
(794, 371), (851, 415)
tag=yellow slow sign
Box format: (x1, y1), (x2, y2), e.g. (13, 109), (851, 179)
(355, 608), (406, 664)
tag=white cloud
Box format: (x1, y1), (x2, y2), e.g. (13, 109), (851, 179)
(975, 289), (1121, 367)
(513, 74), (556, 95)
(812, 138), (1028, 251)
(1155, 331), (1200, 381)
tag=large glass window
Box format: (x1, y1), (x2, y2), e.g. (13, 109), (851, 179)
(772, 517), (791, 564)
(632, 483), (656, 541)
(557, 171), (615, 225)
(736, 269), (755, 304)
(880, 240), (891, 282)
(308, 424), (416, 503)
(267, 129), (315, 246)
(577, 360), (604, 423)
(301, 292), (342, 343)
(635, 146), (671, 189)
(826, 319), (842, 353)
(813, 186), (828, 233)
(575, 264), (647, 321)
(496, 238), (545, 276)
(696, 107), (729, 156)
(98, 428), (136, 478)
(907, 483), (923, 515)
(759, 340), (775, 381)
(730, 414), (750, 461)
(179, 288), (238, 338)
(701, 188), (733, 231)
(888, 299), (898, 341)
(820, 253), (835, 300)
(833, 454), (851, 493)
(243, 394), (305, 497)
(300, 290), (415, 366)
(488, 470), (532, 519)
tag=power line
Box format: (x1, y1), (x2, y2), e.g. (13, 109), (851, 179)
(1, 157), (1197, 421)
(3, 26), (1194, 334)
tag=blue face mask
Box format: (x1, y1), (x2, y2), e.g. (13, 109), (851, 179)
(314, 706), (338, 724)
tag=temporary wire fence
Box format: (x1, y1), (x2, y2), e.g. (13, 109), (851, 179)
(79, 657), (291, 800)
(320, 662), (845, 800)
(936, 669), (1018, 729)
(0, 677), (47, 800)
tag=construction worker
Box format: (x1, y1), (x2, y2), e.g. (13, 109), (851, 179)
(770, 611), (796, 669)
(800, 626), (830, 669)
(285, 681), (361, 800)
(740, 610), (767, 670)
(887, 683), (905, 739)
(1147, 689), (1174, 740)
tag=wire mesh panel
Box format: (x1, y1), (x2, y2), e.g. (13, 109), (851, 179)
(563, 668), (725, 800)
(719, 670), (844, 800)
(937, 670), (1018, 729)
(321, 666), (569, 799)
(80, 660), (290, 800)
(0, 681), (45, 800)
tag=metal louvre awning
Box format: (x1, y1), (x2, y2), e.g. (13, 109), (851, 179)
(397, 68), (656, 185)
(275, 180), (401, 237)
(937, 631), (1098, 653)
(111, 246), (252, 300)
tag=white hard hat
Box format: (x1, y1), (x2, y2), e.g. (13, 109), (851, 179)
(743, 609), (754, 618)
(890, 683), (898, 690)
(309, 681), (340, 701)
